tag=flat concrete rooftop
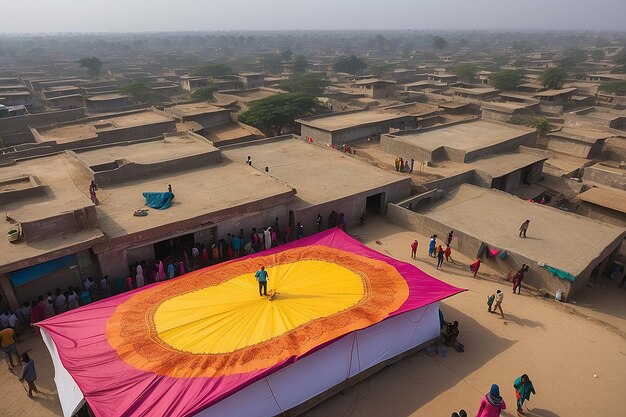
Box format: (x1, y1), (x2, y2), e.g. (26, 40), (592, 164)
(74, 133), (217, 167)
(578, 187), (626, 214)
(418, 184), (625, 275)
(297, 110), (408, 132)
(166, 102), (227, 117)
(0, 154), (94, 222)
(36, 110), (174, 143)
(222, 136), (409, 209)
(85, 94), (130, 101)
(469, 153), (547, 178)
(95, 160), (295, 240)
(390, 120), (533, 152)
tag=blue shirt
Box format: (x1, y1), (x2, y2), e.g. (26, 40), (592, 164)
(255, 270), (268, 282)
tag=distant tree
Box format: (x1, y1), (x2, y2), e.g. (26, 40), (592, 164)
(511, 41), (532, 52)
(456, 38), (469, 49)
(191, 63), (235, 77)
(292, 55), (309, 74)
(432, 36), (448, 51)
(78, 57), (103, 77)
(368, 62), (394, 78)
(599, 81), (626, 95)
(333, 55), (367, 74)
(119, 81), (153, 103)
(591, 50), (605, 61)
(489, 70), (526, 91)
(375, 34), (388, 50)
(452, 63), (478, 82)
(612, 51), (626, 71)
(279, 74), (329, 96)
(260, 54), (283, 74)
(534, 118), (552, 137)
(281, 49), (293, 61)
(557, 49), (588, 68)
(512, 59), (528, 69)
(540, 68), (567, 89)
(238, 93), (326, 137)
(190, 86), (217, 101)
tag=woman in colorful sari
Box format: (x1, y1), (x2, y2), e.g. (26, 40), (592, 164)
(513, 374), (535, 413)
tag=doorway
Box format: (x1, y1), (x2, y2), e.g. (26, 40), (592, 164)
(366, 192), (386, 215)
(154, 232), (195, 262)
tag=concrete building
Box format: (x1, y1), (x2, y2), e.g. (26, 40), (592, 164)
(481, 101), (539, 123)
(533, 88), (577, 115)
(0, 91), (32, 107)
(221, 135), (411, 235)
(451, 87), (499, 101)
(180, 75), (210, 92)
(469, 153), (547, 193)
(388, 184), (625, 300)
(564, 107), (625, 131)
(380, 119), (536, 163)
(239, 72), (265, 89)
(582, 162), (626, 191)
(85, 94), (134, 113)
(32, 109), (177, 149)
(427, 74), (458, 84)
(576, 186), (626, 227)
(48, 94), (85, 110)
(544, 128), (608, 159)
(298, 110), (415, 146)
(353, 79), (396, 99)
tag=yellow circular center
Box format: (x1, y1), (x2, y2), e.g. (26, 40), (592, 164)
(153, 260), (365, 354)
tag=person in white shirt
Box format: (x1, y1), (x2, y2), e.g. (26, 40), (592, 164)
(491, 290), (505, 318)
(54, 289), (67, 314)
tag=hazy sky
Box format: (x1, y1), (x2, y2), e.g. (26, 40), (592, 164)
(3, 0), (626, 33)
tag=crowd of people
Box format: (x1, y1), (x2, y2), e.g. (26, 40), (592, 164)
(394, 156), (416, 173)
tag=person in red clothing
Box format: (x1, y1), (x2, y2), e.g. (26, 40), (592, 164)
(410, 240), (418, 259)
(470, 259), (481, 278)
(475, 384), (506, 417)
(444, 245), (452, 262)
(30, 298), (45, 335)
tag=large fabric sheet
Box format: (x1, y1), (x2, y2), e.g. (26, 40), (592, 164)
(39, 229), (463, 417)
(142, 191), (174, 209)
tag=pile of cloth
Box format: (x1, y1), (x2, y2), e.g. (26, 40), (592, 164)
(142, 192), (174, 210)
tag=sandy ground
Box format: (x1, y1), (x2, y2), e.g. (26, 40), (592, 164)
(1, 218), (625, 417)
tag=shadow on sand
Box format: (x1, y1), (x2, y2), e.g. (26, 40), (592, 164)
(302, 304), (516, 417)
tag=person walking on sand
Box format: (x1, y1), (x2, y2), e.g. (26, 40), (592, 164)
(475, 384), (506, 417)
(491, 290), (505, 318)
(428, 235), (437, 258)
(410, 239), (418, 259)
(512, 264), (529, 294)
(513, 374), (536, 414)
(437, 245), (445, 270)
(0, 327), (21, 370)
(19, 353), (38, 398)
(446, 230), (454, 247)
(519, 220), (530, 238)
(470, 259), (481, 278)
(255, 266), (269, 296)
(444, 245), (452, 262)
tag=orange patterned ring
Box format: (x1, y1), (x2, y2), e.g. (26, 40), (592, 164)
(106, 246), (409, 378)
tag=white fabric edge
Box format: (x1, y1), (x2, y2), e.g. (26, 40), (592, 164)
(40, 328), (85, 417)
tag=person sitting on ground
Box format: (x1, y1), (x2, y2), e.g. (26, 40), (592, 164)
(441, 320), (464, 352)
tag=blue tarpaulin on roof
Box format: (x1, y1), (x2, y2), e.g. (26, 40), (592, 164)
(9, 254), (77, 286)
(143, 192), (175, 210)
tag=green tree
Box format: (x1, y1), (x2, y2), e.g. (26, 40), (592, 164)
(368, 62), (394, 78)
(540, 68), (567, 89)
(333, 55), (367, 74)
(489, 70), (526, 91)
(78, 57), (103, 77)
(599, 81), (626, 95)
(557, 49), (588, 68)
(190, 86), (217, 101)
(293, 55), (309, 74)
(534, 118), (551, 137)
(191, 63), (235, 77)
(279, 74), (329, 96)
(591, 50), (605, 61)
(238, 93), (326, 137)
(260, 54), (283, 74)
(452, 63), (478, 82)
(120, 81), (154, 103)
(281, 49), (293, 61)
(432, 36), (447, 51)
(612, 51), (626, 71)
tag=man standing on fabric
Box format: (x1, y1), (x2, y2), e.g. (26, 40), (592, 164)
(255, 266), (269, 297)
(513, 374), (536, 414)
(491, 290), (505, 318)
(519, 220), (530, 238)
(410, 240), (418, 259)
(0, 327), (20, 371)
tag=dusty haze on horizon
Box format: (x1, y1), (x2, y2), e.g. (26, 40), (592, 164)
(3, 0), (626, 33)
